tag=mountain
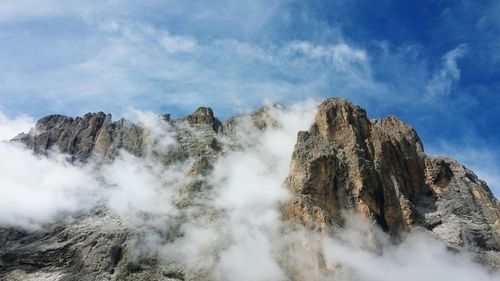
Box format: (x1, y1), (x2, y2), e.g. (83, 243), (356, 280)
(1, 98), (498, 281)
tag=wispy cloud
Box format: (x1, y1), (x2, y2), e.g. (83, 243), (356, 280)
(0, 104), (497, 279)
(426, 44), (468, 98)
(0, 15), (377, 118)
(159, 31), (198, 54)
(0, 0), (497, 199)
(0, 142), (100, 229)
(0, 112), (34, 141)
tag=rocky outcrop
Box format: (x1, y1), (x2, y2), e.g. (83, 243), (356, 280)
(283, 98), (499, 266)
(185, 107), (222, 132)
(15, 112), (145, 161)
(3, 107), (226, 281)
(284, 99), (426, 233)
(0, 211), (197, 281)
(1, 98), (499, 279)
(422, 156), (500, 267)
(14, 107), (225, 165)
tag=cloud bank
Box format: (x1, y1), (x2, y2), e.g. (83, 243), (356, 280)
(0, 112), (34, 141)
(0, 101), (498, 280)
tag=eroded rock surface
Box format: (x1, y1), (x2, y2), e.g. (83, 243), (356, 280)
(1, 98), (499, 280)
(283, 98), (499, 266)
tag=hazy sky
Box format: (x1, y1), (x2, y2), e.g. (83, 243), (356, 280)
(0, 0), (498, 195)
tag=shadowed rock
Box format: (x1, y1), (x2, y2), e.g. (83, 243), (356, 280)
(185, 107), (222, 132)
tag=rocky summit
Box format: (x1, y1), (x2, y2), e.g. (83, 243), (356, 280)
(1, 98), (499, 281)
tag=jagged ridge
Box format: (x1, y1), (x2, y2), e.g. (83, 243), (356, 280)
(1, 98), (499, 280)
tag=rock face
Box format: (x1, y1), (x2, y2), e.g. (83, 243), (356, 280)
(284, 99), (427, 233)
(3, 108), (225, 281)
(423, 156), (500, 267)
(283, 98), (499, 265)
(16, 112), (145, 161)
(1, 98), (499, 280)
(15, 107), (223, 165)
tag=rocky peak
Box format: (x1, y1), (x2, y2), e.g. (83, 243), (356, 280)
(310, 98), (372, 144)
(285, 99), (379, 228)
(220, 104), (282, 138)
(371, 115), (424, 154)
(284, 97), (498, 265)
(185, 107), (222, 132)
(2, 97), (499, 280)
(15, 107), (223, 163)
(160, 113), (171, 123)
(18, 112), (112, 161)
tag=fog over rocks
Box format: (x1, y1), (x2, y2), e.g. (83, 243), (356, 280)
(0, 98), (498, 281)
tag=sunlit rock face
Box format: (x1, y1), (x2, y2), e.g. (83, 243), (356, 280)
(283, 99), (499, 265)
(1, 98), (499, 280)
(284, 99), (428, 233)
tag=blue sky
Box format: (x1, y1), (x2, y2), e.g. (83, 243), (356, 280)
(0, 0), (499, 195)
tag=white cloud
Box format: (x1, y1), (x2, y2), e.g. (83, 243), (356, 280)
(0, 1), (498, 276)
(212, 39), (277, 64)
(322, 221), (499, 281)
(0, 109), (186, 229)
(214, 229), (287, 281)
(0, 8), (380, 116)
(0, 101), (497, 279)
(157, 100), (318, 279)
(0, 0), (112, 23)
(0, 142), (100, 229)
(286, 41), (332, 59)
(426, 44), (468, 97)
(98, 20), (120, 32)
(102, 152), (189, 227)
(0, 112), (34, 141)
(286, 41), (367, 68)
(160, 32), (198, 54)
(123, 108), (177, 152)
(0, 0), (61, 22)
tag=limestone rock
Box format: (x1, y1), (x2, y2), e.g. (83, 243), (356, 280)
(1, 97), (499, 279)
(421, 156), (500, 267)
(185, 107), (222, 132)
(284, 98), (424, 233)
(15, 112), (145, 162)
(0, 211), (190, 281)
(283, 97), (499, 267)
(14, 107), (224, 164)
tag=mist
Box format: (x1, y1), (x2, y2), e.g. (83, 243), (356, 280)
(0, 101), (498, 280)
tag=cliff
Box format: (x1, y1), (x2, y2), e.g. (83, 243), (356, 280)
(1, 98), (498, 280)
